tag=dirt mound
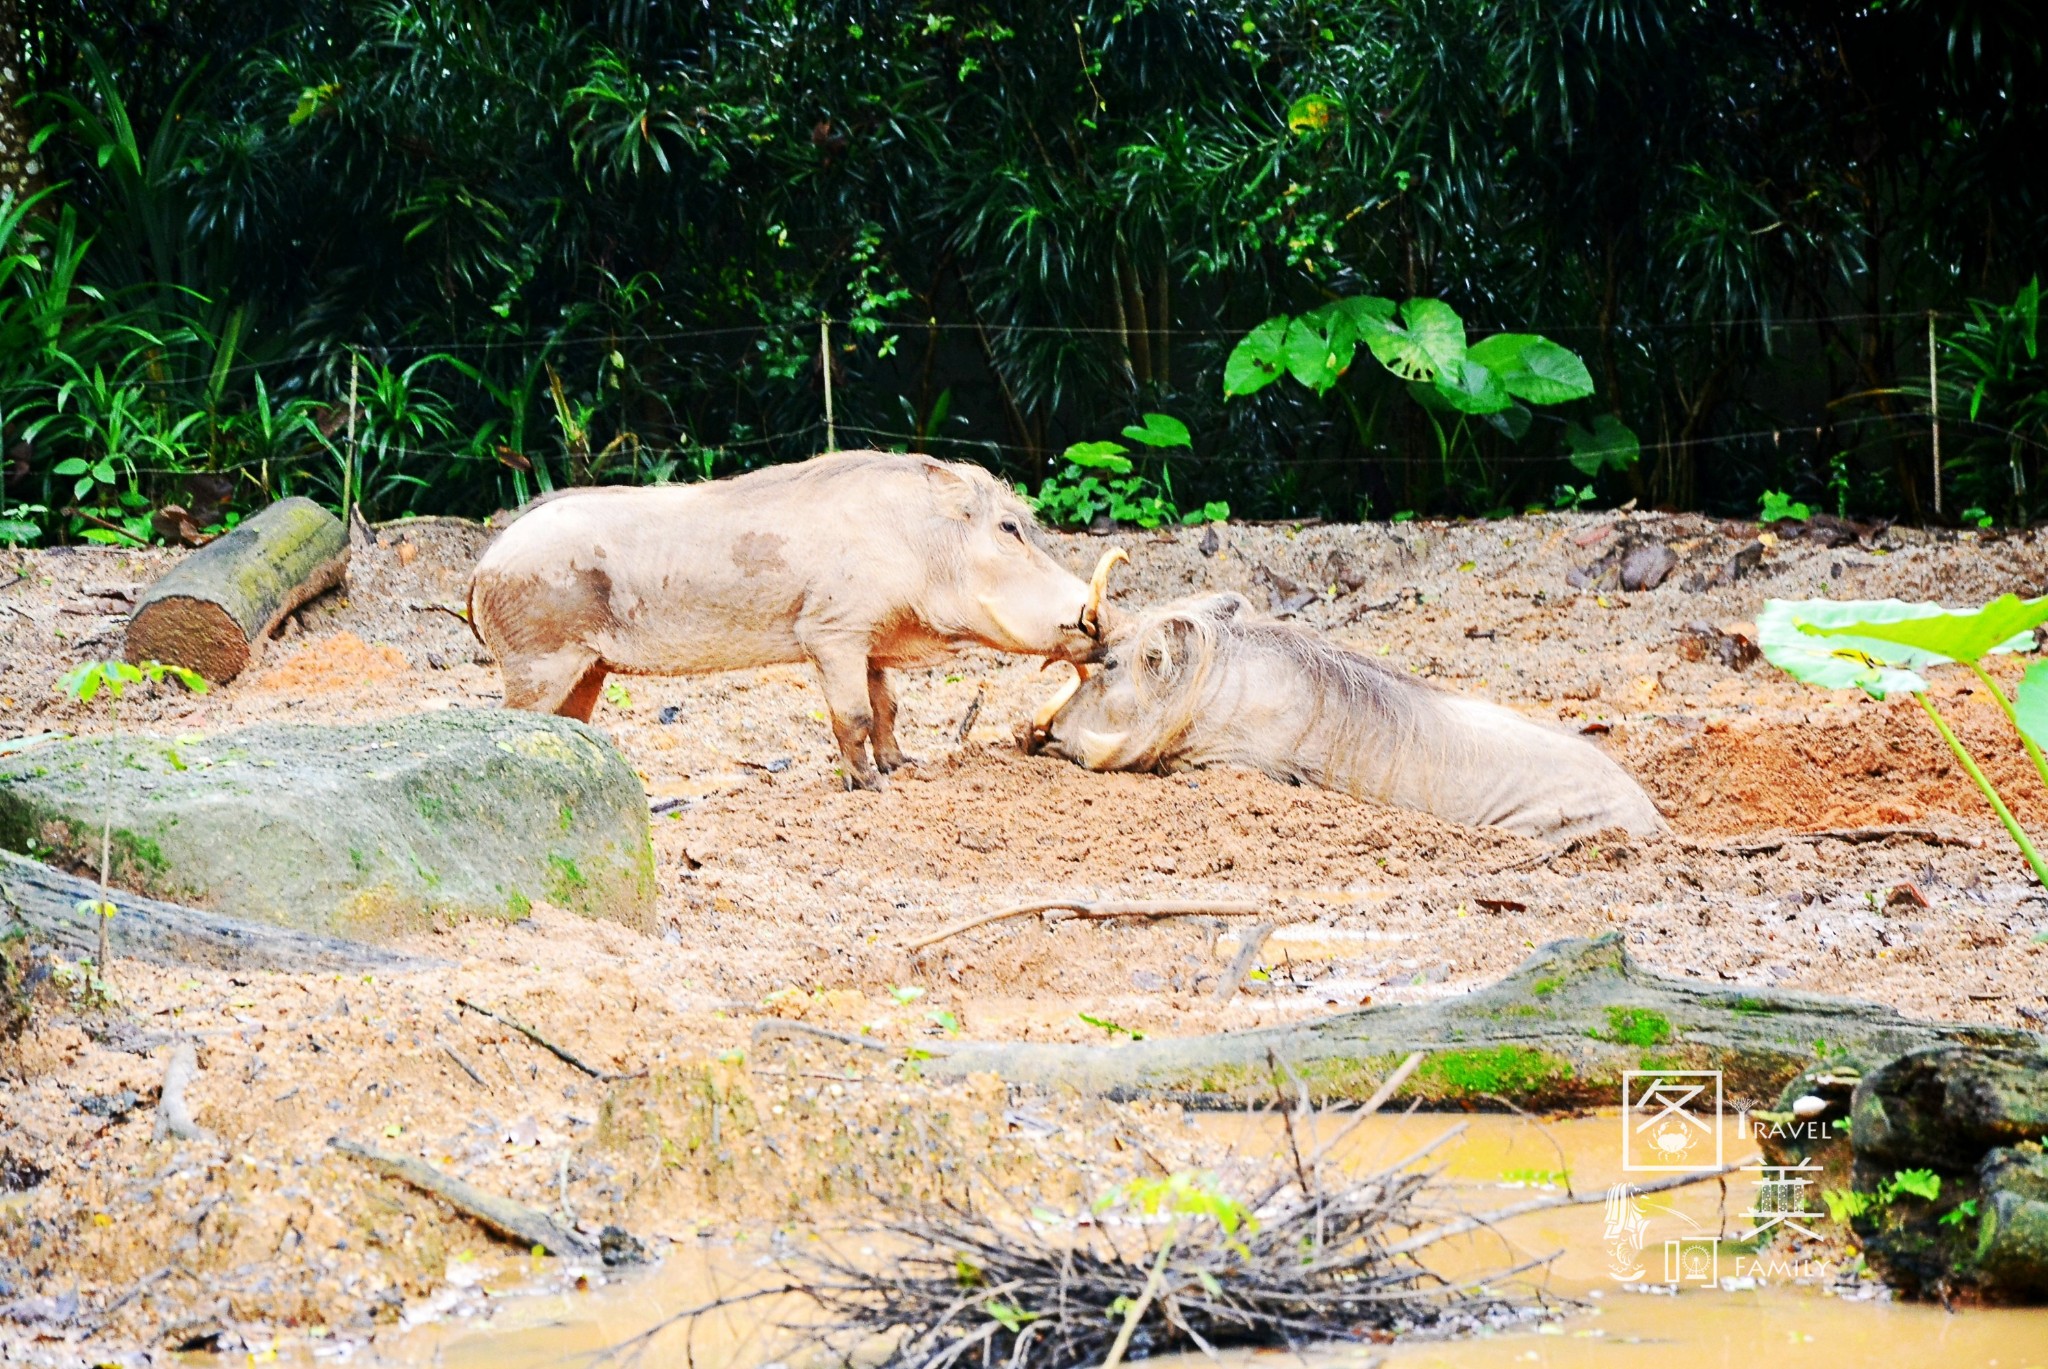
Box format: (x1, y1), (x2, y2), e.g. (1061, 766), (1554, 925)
(246, 630), (413, 696)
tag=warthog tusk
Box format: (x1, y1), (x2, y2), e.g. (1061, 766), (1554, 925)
(1076, 728), (1130, 769)
(1028, 664), (1084, 745)
(1039, 657), (1095, 680)
(1082, 546), (1129, 638)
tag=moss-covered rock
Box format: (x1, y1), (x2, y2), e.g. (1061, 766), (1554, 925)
(1839, 1046), (2048, 1300)
(1976, 1143), (2048, 1298)
(0, 709), (654, 938)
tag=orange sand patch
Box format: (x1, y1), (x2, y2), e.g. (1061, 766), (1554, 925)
(245, 631), (412, 696)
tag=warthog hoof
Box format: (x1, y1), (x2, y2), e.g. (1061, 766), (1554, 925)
(875, 752), (922, 775)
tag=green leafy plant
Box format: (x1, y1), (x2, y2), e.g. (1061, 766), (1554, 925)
(0, 502), (48, 545)
(1759, 490), (1812, 523)
(1821, 1169), (1952, 1226)
(55, 658), (209, 983)
(1885, 1168), (1942, 1203)
(1089, 1170), (1256, 1366)
(1078, 1012), (1144, 1040)
(1758, 594), (2048, 884)
(1938, 1197), (1981, 1228)
(1225, 296), (1628, 511)
(1024, 413), (1226, 530)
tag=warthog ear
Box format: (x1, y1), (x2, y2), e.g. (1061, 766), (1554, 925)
(1202, 592), (1251, 620)
(1140, 615), (1200, 683)
(923, 461), (977, 521)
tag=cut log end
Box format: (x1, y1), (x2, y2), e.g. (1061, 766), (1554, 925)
(123, 497), (349, 684)
(124, 597), (250, 683)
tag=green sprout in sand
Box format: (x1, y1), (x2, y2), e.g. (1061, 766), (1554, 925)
(55, 658), (208, 985)
(1757, 594), (2048, 884)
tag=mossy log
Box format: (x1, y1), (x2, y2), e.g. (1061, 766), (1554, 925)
(124, 496), (348, 682)
(921, 934), (2038, 1110)
(0, 851), (430, 973)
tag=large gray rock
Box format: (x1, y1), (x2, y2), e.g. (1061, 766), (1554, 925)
(0, 709), (655, 938)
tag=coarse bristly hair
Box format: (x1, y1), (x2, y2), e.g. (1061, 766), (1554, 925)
(507, 449), (1067, 560)
(1118, 594), (1469, 792)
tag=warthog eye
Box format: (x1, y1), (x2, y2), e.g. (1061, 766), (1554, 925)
(999, 518), (1023, 539)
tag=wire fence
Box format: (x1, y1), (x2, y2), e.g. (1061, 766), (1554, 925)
(31, 304), (2048, 521)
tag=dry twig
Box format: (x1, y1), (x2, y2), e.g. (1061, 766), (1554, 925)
(455, 996), (642, 1081)
(331, 1138), (593, 1255)
(1698, 825), (1984, 856)
(1212, 920), (1277, 1002)
(905, 899), (1265, 954)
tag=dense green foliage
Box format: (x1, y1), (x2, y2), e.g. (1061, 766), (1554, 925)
(2, 0), (2045, 541)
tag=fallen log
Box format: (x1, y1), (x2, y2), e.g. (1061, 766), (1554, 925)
(918, 933), (2039, 1109)
(124, 496), (348, 682)
(0, 851), (434, 973)
(331, 1139), (594, 1256)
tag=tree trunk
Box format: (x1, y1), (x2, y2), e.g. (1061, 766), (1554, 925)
(124, 497), (348, 682)
(0, 850), (431, 973)
(920, 935), (2038, 1110)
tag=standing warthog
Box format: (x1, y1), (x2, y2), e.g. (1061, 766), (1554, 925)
(1023, 593), (1666, 840)
(470, 451), (1126, 790)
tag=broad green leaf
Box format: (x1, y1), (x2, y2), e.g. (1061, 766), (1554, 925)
(1121, 413), (1190, 448)
(1364, 298), (1466, 381)
(1061, 440), (1132, 473)
(1759, 490), (1812, 523)
(0, 518), (39, 545)
(1759, 599), (1937, 699)
(2014, 661), (2048, 751)
(1283, 315), (1351, 393)
(1565, 415), (1640, 476)
(1483, 402), (1533, 440)
(1803, 592), (2048, 666)
(1429, 357), (1513, 414)
(1332, 295), (1396, 330)
(51, 458), (89, 476)
(1401, 299), (1467, 366)
(1467, 333), (1595, 405)
(1223, 316), (1290, 397)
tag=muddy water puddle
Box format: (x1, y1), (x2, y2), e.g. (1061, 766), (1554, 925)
(316, 1115), (2048, 1369)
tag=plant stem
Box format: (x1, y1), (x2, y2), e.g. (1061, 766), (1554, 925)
(96, 700), (116, 982)
(1099, 1230), (1174, 1369)
(1965, 662), (2048, 792)
(1914, 693), (2048, 885)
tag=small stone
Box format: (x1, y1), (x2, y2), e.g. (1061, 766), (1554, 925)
(1619, 543), (1678, 591)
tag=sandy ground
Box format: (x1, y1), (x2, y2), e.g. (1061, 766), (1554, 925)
(4, 507), (2048, 1360)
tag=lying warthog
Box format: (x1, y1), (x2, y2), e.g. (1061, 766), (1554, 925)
(470, 451), (1126, 789)
(1024, 593), (1666, 840)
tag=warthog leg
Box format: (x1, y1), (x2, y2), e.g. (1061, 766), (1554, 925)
(808, 636), (885, 790)
(868, 665), (918, 773)
(503, 646), (606, 722)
